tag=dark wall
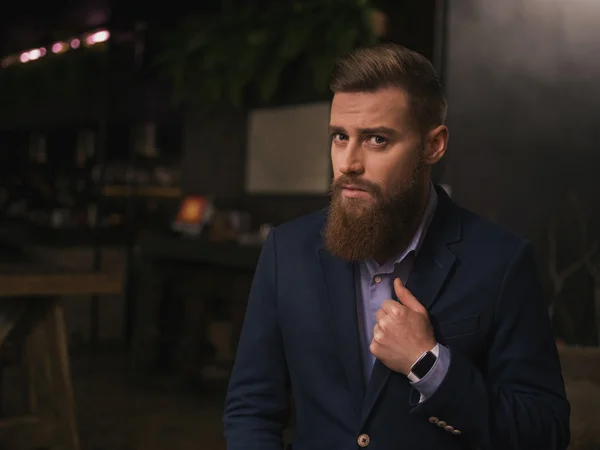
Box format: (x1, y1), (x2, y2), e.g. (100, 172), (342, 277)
(442, 0), (600, 344)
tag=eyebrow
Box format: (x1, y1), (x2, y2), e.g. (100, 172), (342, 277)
(328, 125), (398, 136)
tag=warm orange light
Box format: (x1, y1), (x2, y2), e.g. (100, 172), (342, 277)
(176, 196), (207, 224)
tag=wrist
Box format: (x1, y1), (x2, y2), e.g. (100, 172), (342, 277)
(408, 341), (438, 369)
(407, 343), (440, 382)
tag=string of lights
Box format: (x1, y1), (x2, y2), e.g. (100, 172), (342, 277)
(1, 28), (110, 69)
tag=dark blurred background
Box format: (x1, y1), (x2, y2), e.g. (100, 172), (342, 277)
(0, 0), (598, 449)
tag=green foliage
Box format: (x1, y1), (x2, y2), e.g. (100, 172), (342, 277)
(154, 0), (379, 109)
(0, 45), (108, 126)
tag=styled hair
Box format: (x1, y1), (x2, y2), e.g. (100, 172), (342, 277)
(330, 43), (447, 134)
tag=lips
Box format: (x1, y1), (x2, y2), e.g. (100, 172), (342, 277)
(340, 185), (372, 199)
(342, 185), (367, 192)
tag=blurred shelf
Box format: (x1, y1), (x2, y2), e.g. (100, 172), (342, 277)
(0, 221), (129, 249)
(138, 232), (262, 270)
(102, 185), (182, 198)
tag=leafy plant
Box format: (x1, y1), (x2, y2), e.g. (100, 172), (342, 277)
(154, 0), (379, 109)
(0, 45), (108, 126)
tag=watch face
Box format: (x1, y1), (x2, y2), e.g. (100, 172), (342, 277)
(412, 351), (437, 379)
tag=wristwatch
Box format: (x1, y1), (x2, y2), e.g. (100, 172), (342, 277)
(407, 344), (440, 383)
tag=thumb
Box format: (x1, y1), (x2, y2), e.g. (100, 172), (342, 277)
(394, 278), (426, 313)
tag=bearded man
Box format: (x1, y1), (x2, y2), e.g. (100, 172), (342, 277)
(223, 43), (570, 450)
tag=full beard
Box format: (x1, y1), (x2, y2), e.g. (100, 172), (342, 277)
(324, 157), (426, 263)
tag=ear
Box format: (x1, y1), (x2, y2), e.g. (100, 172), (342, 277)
(423, 125), (449, 165)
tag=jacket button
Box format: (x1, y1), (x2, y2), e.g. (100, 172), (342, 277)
(357, 433), (371, 447)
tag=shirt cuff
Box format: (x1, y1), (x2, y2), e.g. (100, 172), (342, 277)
(410, 344), (451, 403)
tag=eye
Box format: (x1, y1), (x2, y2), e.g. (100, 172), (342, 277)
(332, 132), (348, 142)
(368, 135), (387, 146)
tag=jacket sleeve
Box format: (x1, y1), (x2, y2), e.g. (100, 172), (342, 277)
(410, 240), (570, 449)
(223, 229), (290, 450)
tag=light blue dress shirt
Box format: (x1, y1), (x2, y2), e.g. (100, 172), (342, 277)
(356, 184), (450, 401)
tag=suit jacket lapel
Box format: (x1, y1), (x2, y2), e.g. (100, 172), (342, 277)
(318, 248), (366, 414)
(359, 186), (462, 427)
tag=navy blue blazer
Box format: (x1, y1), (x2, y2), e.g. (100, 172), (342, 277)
(223, 186), (570, 450)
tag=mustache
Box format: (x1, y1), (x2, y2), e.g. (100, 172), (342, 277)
(331, 175), (381, 195)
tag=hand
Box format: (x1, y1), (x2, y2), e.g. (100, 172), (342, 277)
(369, 278), (436, 375)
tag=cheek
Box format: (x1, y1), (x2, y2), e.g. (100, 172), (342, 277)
(366, 162), (401, 194)
(330, 148), (340, 175)
(368, 152), (418, 191)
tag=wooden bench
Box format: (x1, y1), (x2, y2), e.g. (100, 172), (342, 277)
(0, 263), (123, 450)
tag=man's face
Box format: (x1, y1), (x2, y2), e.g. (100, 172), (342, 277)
(324, 86), (428, 262)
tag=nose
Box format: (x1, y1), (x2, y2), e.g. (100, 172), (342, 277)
(337, 144), (364, 175)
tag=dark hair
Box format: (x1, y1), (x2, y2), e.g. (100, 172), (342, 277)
(330, 43), (447, 134)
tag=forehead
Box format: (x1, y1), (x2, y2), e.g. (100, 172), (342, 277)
(330, 87), (411, 130)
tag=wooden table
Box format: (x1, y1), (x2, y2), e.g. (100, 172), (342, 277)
(0, 262), (123, 450)
(0, 264), (122, 297)
(130, 233), (261, 380)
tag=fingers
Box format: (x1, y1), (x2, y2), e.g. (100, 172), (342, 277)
(380, 299), (402, 314)
(393, 278), (427, 314)
(372, 323), (383, 343)
(393, 277), (411, 301)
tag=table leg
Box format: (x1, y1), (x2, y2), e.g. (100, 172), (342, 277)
(44, 304), (80, 450)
